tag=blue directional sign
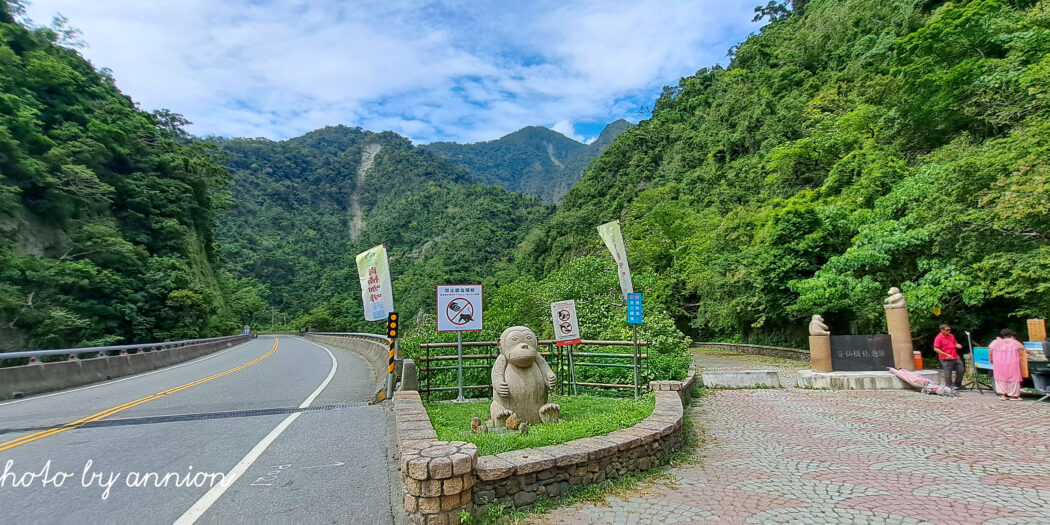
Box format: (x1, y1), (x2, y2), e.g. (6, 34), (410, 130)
(627, 292), (643, 324)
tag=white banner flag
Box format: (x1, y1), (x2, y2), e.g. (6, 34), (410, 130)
(356, 244), (394, 321)
(597, 220), (633, 299)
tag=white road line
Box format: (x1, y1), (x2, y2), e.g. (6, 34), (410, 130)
(0, 338), (260, 408)
(173, 337), (339, 525)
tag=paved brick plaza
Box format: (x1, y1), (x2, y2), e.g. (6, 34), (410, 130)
(540, 353), (1050, 524)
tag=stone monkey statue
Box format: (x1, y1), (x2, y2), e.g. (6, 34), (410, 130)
(809, 315), (830, 336)
(490, 326), (560, 426)
(885, 287), (907, 309)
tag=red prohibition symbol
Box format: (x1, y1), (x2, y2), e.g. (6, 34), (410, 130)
(446, 298), (474, 325)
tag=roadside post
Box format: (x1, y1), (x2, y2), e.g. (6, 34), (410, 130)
(551, 300), (582, 395)
(627, 292), (643, 399)
(436, 284), (484, 402)
(385, 312), (400, 398)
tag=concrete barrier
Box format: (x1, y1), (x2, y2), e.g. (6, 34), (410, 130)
(400, 359), (418, 392)
(0, 336), (250, 401)
(305, 334), (389, 400)
(796, 369), (942, 390)
(701, 370), (782, 388)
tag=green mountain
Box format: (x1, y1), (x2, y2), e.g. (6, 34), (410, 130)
(516, 0), (1050, 346)
(213, 126), (553, 331)
(5, 0), (1045, 357)
(0, 5), (235, 350)
(548, 120), (633, 203)
(422, 120), (631, 203)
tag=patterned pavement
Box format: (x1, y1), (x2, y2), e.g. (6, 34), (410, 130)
(539, 354), (1050, 525)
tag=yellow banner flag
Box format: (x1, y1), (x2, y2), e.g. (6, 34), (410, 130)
(356, 244), (394, 321)
(597, 220), (633, 299)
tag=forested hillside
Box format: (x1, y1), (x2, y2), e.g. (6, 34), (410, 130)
(423, 120), (631, 203)
(516, 0), (1050, 346)
(0, 5), (235, 349)
(5, 0), (1046, 356)
(213, 126), (553, 331)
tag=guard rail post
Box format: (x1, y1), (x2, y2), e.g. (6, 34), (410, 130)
(386, 339), (396, 400)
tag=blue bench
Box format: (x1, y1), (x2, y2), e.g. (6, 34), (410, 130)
(971, 346), (994, 393)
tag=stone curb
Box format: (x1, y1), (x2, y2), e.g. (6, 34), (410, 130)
(394, 366), (697, 514)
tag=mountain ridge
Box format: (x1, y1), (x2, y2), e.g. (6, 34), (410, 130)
(212, 125), (553, 329)
(422, 120), (631, 202)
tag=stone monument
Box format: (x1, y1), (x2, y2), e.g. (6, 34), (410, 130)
(808, 314), (832, 372)
(884, 287), (915, 370)
(490, 326), (560, 426)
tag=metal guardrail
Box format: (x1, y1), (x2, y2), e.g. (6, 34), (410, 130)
(306, 332), (391, 343)
(1, 334), (249, 362)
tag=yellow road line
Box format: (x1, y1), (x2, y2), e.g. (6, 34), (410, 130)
(0, 339), (279, 453)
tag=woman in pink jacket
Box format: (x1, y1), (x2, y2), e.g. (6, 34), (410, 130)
(989, 329), (1025, 400)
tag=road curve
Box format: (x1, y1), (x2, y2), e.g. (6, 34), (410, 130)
(0, 336), (399, 524)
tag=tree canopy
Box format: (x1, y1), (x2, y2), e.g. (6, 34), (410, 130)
(0, 4), (236, 349)
(515, 0), (1050, 347)
(5, 0), (1047, 358)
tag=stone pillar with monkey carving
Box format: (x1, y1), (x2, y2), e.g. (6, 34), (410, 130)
(808, 315), (832, 372)
(884, 287), (915, 370)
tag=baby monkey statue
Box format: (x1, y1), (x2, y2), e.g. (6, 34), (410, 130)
(490, 326), (560, 427)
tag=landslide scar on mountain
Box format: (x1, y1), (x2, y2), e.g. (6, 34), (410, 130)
(545, 141), (564, 169)
(349, 143), (382, 241)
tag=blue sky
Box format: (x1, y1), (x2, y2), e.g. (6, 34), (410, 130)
(24, 1), (763, 144)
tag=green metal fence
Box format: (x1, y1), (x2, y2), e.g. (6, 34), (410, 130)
(416, 340), (649, 401)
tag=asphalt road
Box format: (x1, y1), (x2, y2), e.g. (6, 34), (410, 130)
(0, 336), (400, 524)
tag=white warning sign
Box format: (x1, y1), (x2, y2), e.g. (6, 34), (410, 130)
(436, 284), (483, 332)
(550, 299), (581, 346)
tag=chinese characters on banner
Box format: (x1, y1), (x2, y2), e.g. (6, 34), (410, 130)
(597, 220), (633, 299)
(356, 244), (394, 321)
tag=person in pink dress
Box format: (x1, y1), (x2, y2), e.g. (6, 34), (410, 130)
(989, 328), (1025, 400)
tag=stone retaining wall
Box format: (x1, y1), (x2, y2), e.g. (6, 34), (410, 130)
(305, 334), (388, 399)
(393, 366), (696, 522)
(693, 342), (808, 361)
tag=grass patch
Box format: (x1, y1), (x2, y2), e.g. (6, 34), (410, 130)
(462, 385), (709, 523)
(425, 393), (655, 456)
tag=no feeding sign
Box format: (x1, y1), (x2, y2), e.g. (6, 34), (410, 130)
(550, 299), (581, 346)
(436, 284), (483, 332)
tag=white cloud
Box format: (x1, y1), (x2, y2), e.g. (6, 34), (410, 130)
(24, 0), (761, 143)
(550, 120), (586, 143)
